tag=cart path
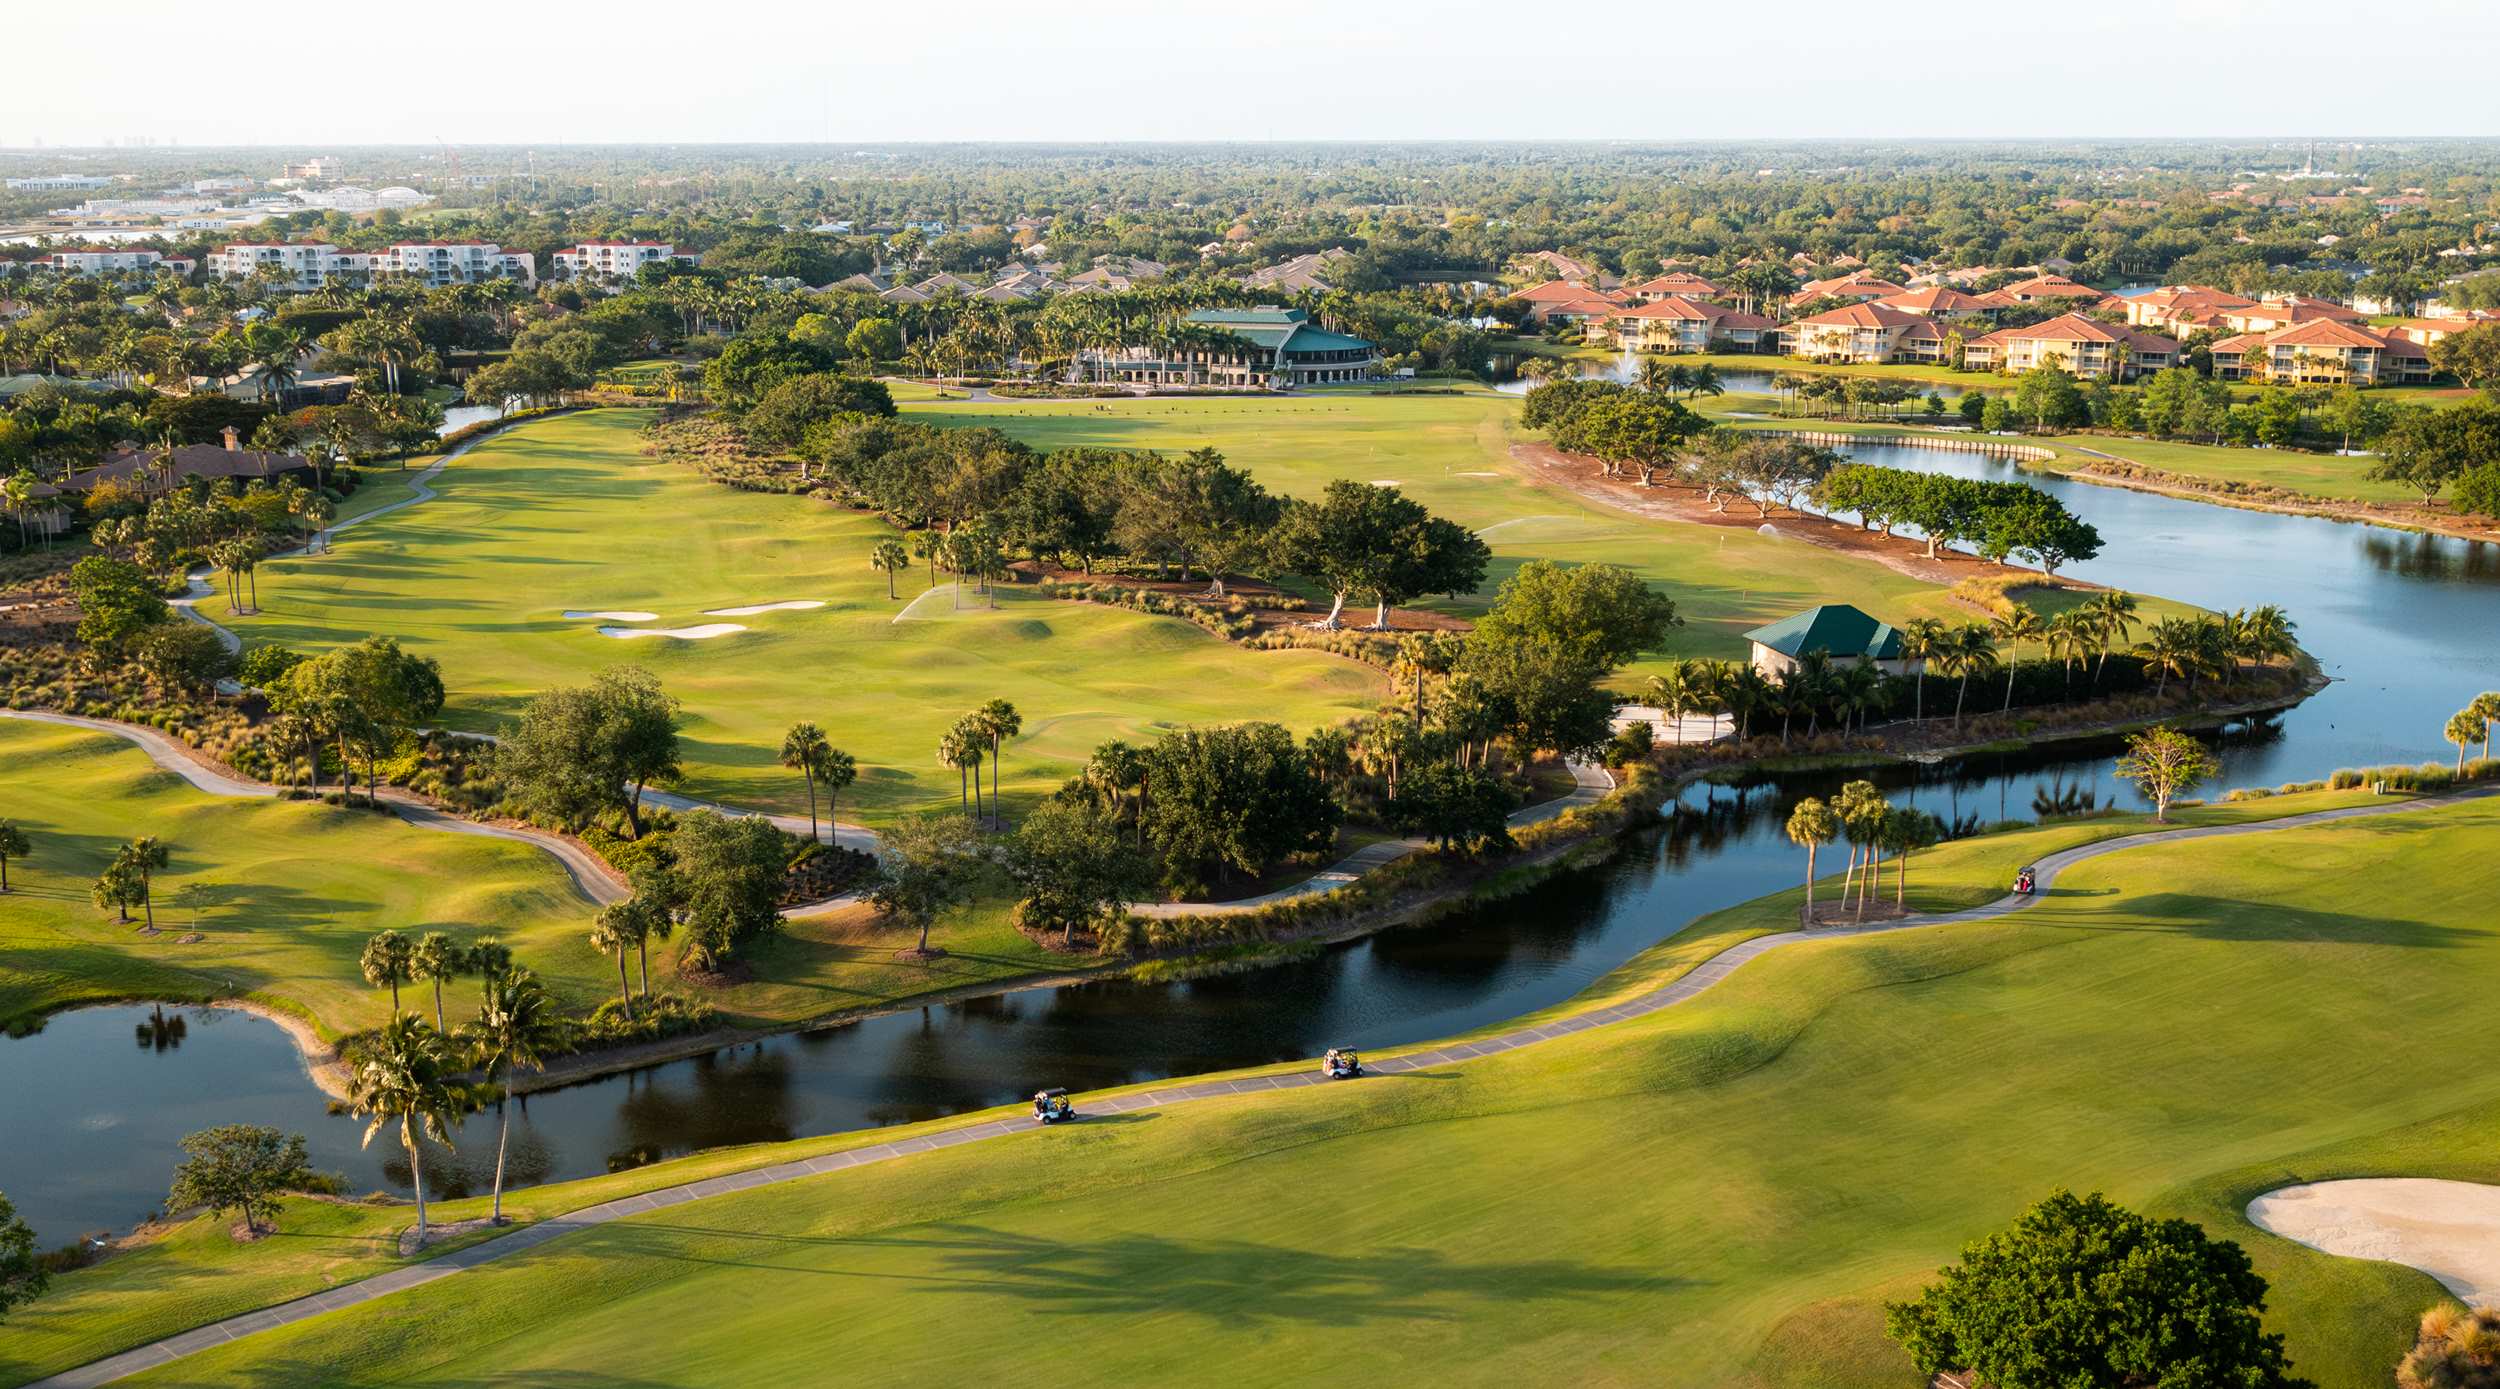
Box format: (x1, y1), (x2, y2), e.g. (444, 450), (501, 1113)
(29, 786), (2490, 1389)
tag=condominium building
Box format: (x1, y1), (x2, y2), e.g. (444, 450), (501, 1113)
(5, 174), (113, 192)
(374, 242), (536, 286)
(1596, 296), (1778, 353)
(40, 247), (188, 276)
(2211, 320), (2433, 386)
(551, 242), (680, 282)
(2117, 285), (2259, 334)
(211, 241), (535, 288)
(1960, 313), (2178, 380)
(209, 242), (350, 289)
(1785, 303), (1950, 363)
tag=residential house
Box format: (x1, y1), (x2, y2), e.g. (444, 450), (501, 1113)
(1788, 272), (1908, 308)
(60, 429), (318, 497)
(1626, 271), (1723, 302)
(2211, 320), (2433, 386)
(1786, 303), (1949, 364)
(1743, 604), (1918, 679)
(823, 271), (891, 294)
(1596, 297), (1778, 353)
(39, 248), (184, 276)
(1246, 248), (1350, 295)
(1961, 314), (2178, 380)
(1869, 286), (1996, 322)
(1514, 278), (1630, 326)
(2217, 296), (2366, 334)
(1993, 273), (2104, 305)
(1512, 250), (1606, 284)
(2383, 315), (2497, 347)
(2117, 285), (2258, 334)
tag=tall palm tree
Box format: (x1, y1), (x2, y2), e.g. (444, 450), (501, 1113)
(346, 1016), (464, 1245)
(1989, 603), (2044, 716)
(589, 901), (649, 1020)
(782, 722), (833, 841)
(2136, 617), (2205, 696)
(974, 700), (1021, 811)
(870, 539), (909, 599)
(2446, 708), (2483, 773)
(409, 931), (465, 1032)
(910, 530), (943, 589)
(1898, 617), (1948, 722)
(2045, 609), (2095, 691)
(459, 970), (561, 1225)
(1941, 624), (1998, 728)
(1786, 797), (1837, 924)
(2085, 590), (2139, 684)
(2470, 691), (2500, 762)
(818, 747), (859, 839)
(360, 929), (415, 1015)
(1646, 663), (1698, 744)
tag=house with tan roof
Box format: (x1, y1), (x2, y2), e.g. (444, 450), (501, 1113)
(1787, 304), (1950, 364)
(1960, 314), (2178, 380)
(1514, 278), (1631, 326)
(1788, 272), (1908, 308)
(1626, 272), (1723, 303)
(2383, 316), (2496, 347)
(1511, 250), (1609, 285)
(1594, 297), (1779, 354)
(2212, 320), (2431, 386)
(1994, 274), (2104, 305)
(2217, 296), (2366, 335)
(1870, 286), (1997, 323)
(2118, 285), (2257, 333)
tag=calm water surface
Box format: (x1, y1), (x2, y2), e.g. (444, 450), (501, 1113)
(7, 434), (2498, 1243)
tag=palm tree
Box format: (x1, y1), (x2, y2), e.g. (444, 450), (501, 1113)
(1645, 664), (1697, 744)
(974, 699), (1022, 809)
(2471, 691), (2500, 762)
(1898, 618), (1949, 722)
(360, 929), (415, 1015)
(2084, 590), (2139, 684)
(1989, 603), (2044, 716)
(589, 901), (648, 1020)
(818, 747), (859, 839)
(1835, 780), (1888, 915)
(2447, 708), (2484, 773)
(1940, 624), (1998, 729)
(781, 722), (833, 842)
(1786, 797), (1838, 924)
(0, 819), (28, 893)
(466, 937), (513, 1007)
(409, 931), (464, 1032)
(1883, 807), (1944, 905)
(459, 970), (561, 1225)
(910, 530), (943, 589)
(115, 836), (170, 930)
(345, 1016), (464, 1245)
(2045, 609), (2094, 691)
(2230, 604), (2298, 671)
(870, 538), (909, 599)
(2136, 617), (2205, 697)
(1684, 363), (1726, 401)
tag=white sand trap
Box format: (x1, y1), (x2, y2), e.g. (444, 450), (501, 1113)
(596, 624), (747, 641)
(2248, 1180), (2500, 1303)
(891, 583), (964, 623)
(1456, 470), (1501, 477)
(703, 600), (827, 617)
(563, 610), (658, 622)
(1368, 479), (1402, 486)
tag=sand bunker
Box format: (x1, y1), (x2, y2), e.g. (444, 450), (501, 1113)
(1455, 470), (1501, 477)
(596, 624), (747, 641)
(703, 600), (827, 616)
(563, 610), (658, 622)
(2248, 1179), (2500, 1304)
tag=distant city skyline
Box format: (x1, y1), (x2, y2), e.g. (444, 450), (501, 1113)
(4, 0), (2497, 148)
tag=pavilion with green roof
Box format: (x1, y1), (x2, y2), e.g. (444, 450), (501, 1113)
(1742, 603), (1919, 677)
(1078, 307), (1379, 388)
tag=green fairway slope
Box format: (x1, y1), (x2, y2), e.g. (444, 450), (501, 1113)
(215, 409), (1387, 820)
(77, 791), (2500, 1389)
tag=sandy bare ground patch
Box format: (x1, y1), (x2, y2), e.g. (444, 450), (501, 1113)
(703, 600), (827, 616)
(562, 610), (658, 621)
(2248, 1179), (2500, 1304)
(597, 623), (746, 640)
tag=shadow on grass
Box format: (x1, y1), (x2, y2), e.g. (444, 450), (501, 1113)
(2038, 891), (2484, 948)
(588, 1219), (1674, 1323)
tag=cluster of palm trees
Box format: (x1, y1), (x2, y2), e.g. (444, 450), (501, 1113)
(938, 699), (1023, 822)
(2131, 605), (2299, 695)
(2442, 692), (2500, 772)
(1782, 780), (1947, 924)
(350, 928), (556, 1238)
(1769, 372), (1928, 419)
(778, 722), (860, 842)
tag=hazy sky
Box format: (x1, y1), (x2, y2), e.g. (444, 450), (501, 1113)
(7, 0), (2497, 148)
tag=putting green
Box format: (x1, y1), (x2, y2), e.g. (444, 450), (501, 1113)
(0, 718), (1080, 1039)
(67, 790), (2500, 1388)
(214, 409), (1387, 821)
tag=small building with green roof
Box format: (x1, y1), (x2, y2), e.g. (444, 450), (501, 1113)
(1078, 306), (1379, 389)
(1742, 603), (1920, 677)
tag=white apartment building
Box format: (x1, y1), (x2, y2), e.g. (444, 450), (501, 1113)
(39, 247), (188, 276)
(6, 174), (113, 192)
(552, 241), (679, 282)
(211, 241), (535, 289)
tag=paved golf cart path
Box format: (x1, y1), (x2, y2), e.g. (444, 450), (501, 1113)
(30, 787), (2491, 1389)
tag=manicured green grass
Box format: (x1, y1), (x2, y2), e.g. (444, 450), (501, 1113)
(2042, 433), (2425, 505)
(905, 394), (1984, 683)
(216, 409), (1387, 821)
(62, 789), (2498, 1388)
(0, 719), (1087, 1040)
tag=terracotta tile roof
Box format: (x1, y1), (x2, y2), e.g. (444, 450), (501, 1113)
(1872, 286), (1992, 315)
(1790, 272), (1908, 305)
(2132, 284), (2256, 314)
(1792, 303), (1937, 331)
(2000, 274), (2103, 299)
(1630, 272), (1723, 297)
(1517, 278), (1628, 305)
(1975, 313), (2178, 353)
(1612, 295), (1725, 321)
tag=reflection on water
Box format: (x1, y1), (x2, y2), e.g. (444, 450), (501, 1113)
(7, 436), (2499, 1245)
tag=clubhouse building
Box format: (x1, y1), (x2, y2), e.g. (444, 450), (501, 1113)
(1744, 604), (1920, 678)
(1078, 308), (1380, 388)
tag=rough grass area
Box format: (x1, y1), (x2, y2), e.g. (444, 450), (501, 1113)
(33, 790), (2497, 1389)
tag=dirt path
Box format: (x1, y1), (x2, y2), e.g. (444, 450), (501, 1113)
(1507, 440), (2083, 590)
(33, 785), (2490, 1389)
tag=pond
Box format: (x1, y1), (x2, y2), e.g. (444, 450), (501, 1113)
(7, 433), (2498, 1245)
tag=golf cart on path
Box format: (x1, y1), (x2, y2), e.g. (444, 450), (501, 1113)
(1322, 1048), (1363, 1080)
(1033, 1087), (1075, 1123)
(2014, 866), (2037, 896)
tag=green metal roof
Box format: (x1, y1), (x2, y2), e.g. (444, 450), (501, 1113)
(1185, 307), (1375, 358)
(1743, 604), (1903, 661)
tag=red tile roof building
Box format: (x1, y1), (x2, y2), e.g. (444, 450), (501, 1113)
(1960, 313), (2179, 379)
(2212, 320), (2431, 386)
